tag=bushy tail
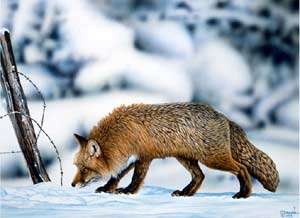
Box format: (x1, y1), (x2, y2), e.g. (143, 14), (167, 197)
(229, 121), (279, 192)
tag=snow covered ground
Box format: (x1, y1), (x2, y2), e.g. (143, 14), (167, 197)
(1, 183), (299, 218)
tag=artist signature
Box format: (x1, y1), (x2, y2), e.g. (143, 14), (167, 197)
(280, 207), (299, 218)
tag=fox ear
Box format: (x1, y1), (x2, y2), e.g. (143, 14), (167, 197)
(88, 140), (101, 157)
(74, 133), (88, 147)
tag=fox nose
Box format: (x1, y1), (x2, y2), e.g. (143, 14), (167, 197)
(71, 182), (76, 187)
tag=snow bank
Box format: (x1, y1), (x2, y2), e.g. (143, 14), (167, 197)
(275, 98), (299, 129)
(188, 39), (252, 99)
(1, 184), (299, 218)
(18, 64), (65, 99)
(60, 0), (133, 61)
(75, 50), (193, 102)
(253, 79), (299, 126)
(135, 20), (194, 58)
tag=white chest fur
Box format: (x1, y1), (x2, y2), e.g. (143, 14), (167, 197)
(112, 155), (137, 178)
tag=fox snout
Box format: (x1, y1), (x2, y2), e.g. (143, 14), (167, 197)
(71, 175), (99, 188)
(71, 168), (87, 188)
(71, 181), (82, 187)
(71, 174), (83, 188)
(71, 168), (101, 188)
(71, 177), (87, 188)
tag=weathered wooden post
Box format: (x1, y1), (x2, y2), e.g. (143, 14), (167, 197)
(0, 29), (50, 184)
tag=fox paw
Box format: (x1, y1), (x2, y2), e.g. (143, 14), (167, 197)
(171, 190), (192, 197)
(95, 186), (116, 193)
(232, 192), (250, 199)
(115, 187), (134, 195)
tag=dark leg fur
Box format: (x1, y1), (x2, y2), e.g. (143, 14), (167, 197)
(95, 162), (135, 193)
(172, 158), (205, 196)
(116, 159), (151, 194)
(204, 154), (252, 199)
(232, 164), (252, 199)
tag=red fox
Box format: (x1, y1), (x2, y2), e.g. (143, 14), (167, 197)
(71, 103), (279, 198)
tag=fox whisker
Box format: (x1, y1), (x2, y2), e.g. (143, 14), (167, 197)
(81, 177), (101, 188)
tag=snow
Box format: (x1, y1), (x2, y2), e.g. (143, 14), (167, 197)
(18, 64), (64, 99)
(253, 79), (299, 125)
(12, 0), (43, 46)
(1, 184), (299, 218)
(275, 98), (299, 129)
(247, 125), (299, 147)
(23, 43), (47, 64)
(134, 20), (194, 58)
(74, 60), (124, 93)
(60, 0), (134, 61)
(75, 50), (193, 102)
(188, 39), (252, 97)
(0, 28), (9, 35)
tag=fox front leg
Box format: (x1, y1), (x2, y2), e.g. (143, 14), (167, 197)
(116, 159), (151, 194)
(95, 162), (135, 193)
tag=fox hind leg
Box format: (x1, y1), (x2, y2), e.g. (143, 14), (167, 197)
(116, 159), (152, 194)
(219, 160), (252, 199)
(232, 163), (252, 199)
(205, 157), (252, 199)
(95, 162), (135, 193)
(172, 158), (205, 197)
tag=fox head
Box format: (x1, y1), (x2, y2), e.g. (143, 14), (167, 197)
(71, 134), (109, 187)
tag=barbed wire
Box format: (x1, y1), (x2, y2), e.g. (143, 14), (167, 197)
(0, 71), (63, 186)
(17, 71), (46, 142)
(0, 111), (63, 186)
(0, 150), (22, 154)
(0, 71), (46, 154)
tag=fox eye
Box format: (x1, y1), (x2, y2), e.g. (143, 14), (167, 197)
(81, 168), (88, 174)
